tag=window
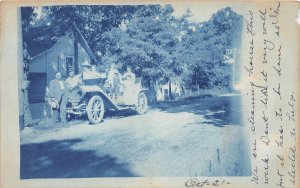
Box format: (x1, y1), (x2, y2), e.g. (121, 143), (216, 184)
(66, 57), (74, 75)
(164, 89), (169, 101)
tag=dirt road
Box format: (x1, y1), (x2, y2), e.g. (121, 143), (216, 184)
(20, 95), (251, 178)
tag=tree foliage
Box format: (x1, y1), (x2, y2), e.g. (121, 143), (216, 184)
(21, 5), (243, 94)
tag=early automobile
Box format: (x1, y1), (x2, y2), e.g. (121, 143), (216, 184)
(65, 76), (148, 124)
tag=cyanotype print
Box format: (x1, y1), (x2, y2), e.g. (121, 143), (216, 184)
(19, 4), (250, 178)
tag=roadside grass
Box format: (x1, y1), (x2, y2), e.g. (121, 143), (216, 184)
(150, 87), (233, 110)
(150, 93), (242, 127)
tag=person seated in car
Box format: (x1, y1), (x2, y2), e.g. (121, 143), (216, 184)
(107, 63), (121, 100)
(123, 67), (135, 83)
(122, 67), (136, 93)
(81, 61), (92, 79)
(91, 64), (106, 78)
(80, 61), (106, 85)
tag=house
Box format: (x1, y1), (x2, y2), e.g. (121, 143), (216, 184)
(28, 26), (97, 119)
(223, 48), (241, 90)
(156, 80), (182, 101)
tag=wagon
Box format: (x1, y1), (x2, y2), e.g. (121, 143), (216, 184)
(65, 77), (148, 124)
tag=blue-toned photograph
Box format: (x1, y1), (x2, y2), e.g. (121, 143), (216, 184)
(19, 4), (250, 178)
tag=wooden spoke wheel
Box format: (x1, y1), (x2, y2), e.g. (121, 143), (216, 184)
(86, 95), (105, 124)
(135, 92), (147, 115)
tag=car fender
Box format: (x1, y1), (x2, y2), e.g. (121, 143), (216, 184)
(79, 85), (119, 110)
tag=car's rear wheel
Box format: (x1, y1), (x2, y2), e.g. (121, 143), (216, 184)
(135, 92), (147, 115)
(86, 95), (105, 124)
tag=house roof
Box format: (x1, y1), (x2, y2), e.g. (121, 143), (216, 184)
(29, 25), (98, 63)
(27, 39), (58, 58)
(30, 37), (64, 59)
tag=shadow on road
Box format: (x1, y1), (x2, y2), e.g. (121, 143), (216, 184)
(104, 109), (137, 119)
(21, 139), (136, 179)
(152, 95), (242, 127)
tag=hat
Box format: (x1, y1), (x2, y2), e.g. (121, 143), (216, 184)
(82, 60), (91, 67)
(49, 100), (59, 109)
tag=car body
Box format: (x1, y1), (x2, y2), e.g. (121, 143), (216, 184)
(65, 77), (148, 124)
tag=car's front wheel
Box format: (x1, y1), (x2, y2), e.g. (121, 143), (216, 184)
(135, 92), (147, 115)
(86, 95), (105, 124)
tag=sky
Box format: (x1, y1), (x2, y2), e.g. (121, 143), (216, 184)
(33, 2), (246, 24)
(171, 2), (246, 23)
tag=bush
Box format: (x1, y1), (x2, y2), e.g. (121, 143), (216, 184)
(181, 87), (231, 100)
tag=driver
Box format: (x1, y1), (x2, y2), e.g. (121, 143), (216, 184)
(81, 61), (93, 79)
(81, 61), (106, 80)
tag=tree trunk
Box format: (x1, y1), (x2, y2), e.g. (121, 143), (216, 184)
(23, 82), (32, 126)
(18, 8), (32, 128)
(153, 80), (160, 102)
(168, 79), (172, 100)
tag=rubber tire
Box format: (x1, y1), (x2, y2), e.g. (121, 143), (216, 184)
(135, 92), (147, 115)
(86, 95), (105, 124)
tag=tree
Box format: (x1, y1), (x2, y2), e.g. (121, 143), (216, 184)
(19, 7), (40, 127)
(21, 5), (243, 104)
(173, 7), (243, 91)
(100, 5), (180, 90)
(22, 5), (140, 63)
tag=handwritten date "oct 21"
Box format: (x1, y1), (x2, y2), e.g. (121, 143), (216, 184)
(185, 178), (230, 188)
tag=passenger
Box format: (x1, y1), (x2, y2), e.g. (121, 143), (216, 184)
(107, 63), (121, 100)
(123, 67), (135, 83)
(91, 64), (98, 72)
(122, 67), (136, 94)
(91, 64), (106, 78)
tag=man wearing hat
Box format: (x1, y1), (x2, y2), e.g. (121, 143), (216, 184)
(81, 60), (93, 79)
(48, 71), (67, 123)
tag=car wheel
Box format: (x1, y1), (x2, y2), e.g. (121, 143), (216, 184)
(135, 92), (147, 115)
(86, 95), (105, 124)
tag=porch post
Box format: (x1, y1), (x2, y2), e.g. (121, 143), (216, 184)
(17, 8), (24, 130)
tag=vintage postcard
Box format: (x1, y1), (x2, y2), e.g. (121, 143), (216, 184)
(0, 0), (299, 188)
